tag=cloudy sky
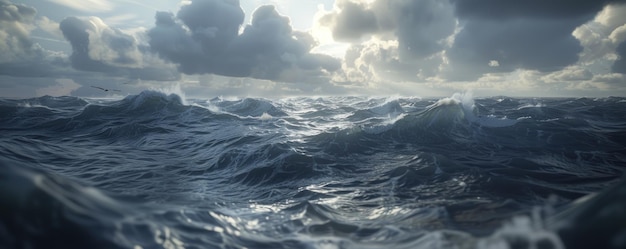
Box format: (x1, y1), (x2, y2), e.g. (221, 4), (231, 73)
(1, 0), (625, 98)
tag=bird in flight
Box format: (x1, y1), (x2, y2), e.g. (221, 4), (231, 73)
(91, 85), (121, 92)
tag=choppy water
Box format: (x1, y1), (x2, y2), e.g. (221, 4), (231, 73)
(1, 90), (625, 249)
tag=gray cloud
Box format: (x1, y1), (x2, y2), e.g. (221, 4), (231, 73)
(148, 0), (340, 83)
(0, 0), (178, 82)
(336, 41), (441, 84)
(60, 17), (109, 72)
(374, 0), (456, 59)
(0, 0), (64, 77)
(319, 0), (378, 42)
(321, 0), (455, 60)
(443, 0), (626, 81)
(444, 17), (586, 80)
(323, 0), (626, 83)
(0, 0), (36, 21)
(613, 41), (626, 74)
(59, 16), (179, 81)
(320, 0), (456, 83)
(450, 0), (625, 20)
(0, 55), (69, 77)
(177, 0), (243, 39)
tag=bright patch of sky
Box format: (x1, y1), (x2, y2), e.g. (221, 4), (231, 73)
(1, 0), (625, 98)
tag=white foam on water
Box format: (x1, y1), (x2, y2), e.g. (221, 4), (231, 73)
(259, 112), (273, 120)
(151, 83), (188, 106)
(453, 91), (519, 128)
(477, 215), (564, 249)
(362, 113), (407, 134)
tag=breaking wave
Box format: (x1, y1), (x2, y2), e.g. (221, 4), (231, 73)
(1, 89), (625, 249)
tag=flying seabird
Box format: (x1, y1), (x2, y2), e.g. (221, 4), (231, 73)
(91, 85), (121, 92)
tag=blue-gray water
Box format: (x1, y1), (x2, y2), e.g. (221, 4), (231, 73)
(1, 91), (625, 249)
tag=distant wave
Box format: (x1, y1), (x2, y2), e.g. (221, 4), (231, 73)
(215, 98), (288, 117)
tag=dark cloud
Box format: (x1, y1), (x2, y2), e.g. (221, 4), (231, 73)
(232, 5), (340, 80)
(373, 0), (456, 59)
(60, 16), (179, 81)
(444, 17), (586, 80)
(148, 0), (340, 83)
(321, 0), (626, 83)
(450, 0), (626, 20)
(60, 17), (108, 72)
(444, 0), (626, 81)
(613, 41), (626, 74)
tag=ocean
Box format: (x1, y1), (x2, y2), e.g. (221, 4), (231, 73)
(1, 90), (625, 249)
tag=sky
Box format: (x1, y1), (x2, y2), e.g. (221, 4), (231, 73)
(1, 0), (626, 98)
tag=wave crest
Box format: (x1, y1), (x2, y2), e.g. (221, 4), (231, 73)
(217, 98), (287, 117)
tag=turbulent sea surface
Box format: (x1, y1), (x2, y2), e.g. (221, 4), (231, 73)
(1, 90), (626, 249)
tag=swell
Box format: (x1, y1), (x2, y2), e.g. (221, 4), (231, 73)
(1, 92), (232, 142)
(304, 94), (625, 204)
(214, 97), (288, 117)
(0, 159), (127, 249)
(308, 93), (518, 154)
(1, 93), (625, 249)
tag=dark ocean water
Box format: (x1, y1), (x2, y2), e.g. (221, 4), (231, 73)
(1, 90), (625, 249)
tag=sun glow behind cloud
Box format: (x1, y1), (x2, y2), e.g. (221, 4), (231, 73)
(1, 0), (625, 98)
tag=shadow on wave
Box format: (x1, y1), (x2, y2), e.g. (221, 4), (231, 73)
(18, 91), (235, 140)
(212, 98), (287, 117)
(309, 93), (519, 154)
(4, 157), (625, 249)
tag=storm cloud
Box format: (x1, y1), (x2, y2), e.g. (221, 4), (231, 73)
(2, 0), (625, 98)
(320, 0), (626, 83)
(60, 16), (179, 81)
(613, 41), (626, 74)
(443, 17), (586, 80)
(450, 0), (623, 20)
(148, 0), (340, 83)
(444, 0), (626, 81)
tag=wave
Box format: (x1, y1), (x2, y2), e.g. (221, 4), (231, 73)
(389, 93), (520, 135)
(6, 155), (623, 249)
(214, 98), (288, 117)
(0, 96), (89, 127)
(546, 178), (626, 249)
(0, 159), (129, 249)
(348, 99), (404, 121)
(0, 158), (235, 249)
(2, 91), (625, 249)
(34, 91), (189, 135)
(116, 90), (186, 114)
(306, 93), (526, 155)
(20, 95), (89, 109)
(1, 91), (228, 143)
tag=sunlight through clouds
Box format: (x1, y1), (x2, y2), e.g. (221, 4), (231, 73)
(1, 0), (625, 98)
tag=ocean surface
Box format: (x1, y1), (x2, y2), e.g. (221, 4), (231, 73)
(1, 90), (625, 249)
